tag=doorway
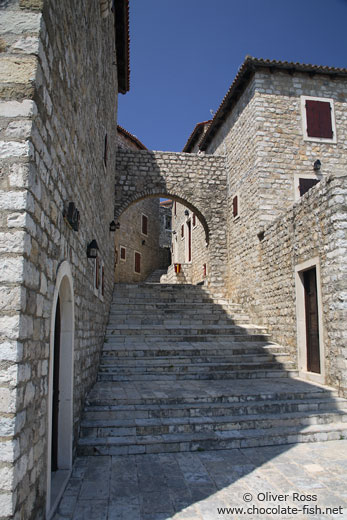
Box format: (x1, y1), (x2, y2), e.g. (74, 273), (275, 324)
(295, 258), (324, 384)
(303, 267), (320, 374)
(47, 262), (74, 519)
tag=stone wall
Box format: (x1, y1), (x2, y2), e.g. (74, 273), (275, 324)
(253, 173), (347, 396)
(115, 198), (161, 283)
(0, 1), (119, 518)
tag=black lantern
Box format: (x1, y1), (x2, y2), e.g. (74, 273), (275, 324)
(87, 240), (99, 259)
(184, 209), (189, 216)
(109, 221), (116, 232)
(313, 159), (321, 171)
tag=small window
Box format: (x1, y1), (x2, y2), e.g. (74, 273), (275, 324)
(95, 257), (100, 290)
(103, 134), (108, 167)
(141, 215), (148, 236)
(232, 195), (239, 219)
(165, 215), (172, 230)
(120, 246), (126, 261)
(299, 178), (320, 197)
(174, 201), (177, 216)
(192, 214), (196, 227)
(301, 96), (336, 143)
(101, 265), (105, 297)
(134, 252), (141, 274)
(181, 224), (184, 238)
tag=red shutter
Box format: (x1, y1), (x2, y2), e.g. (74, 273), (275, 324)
(142, 215), (148, 235)
(232, 195), (238, 218)
(306, 100), (333, 139)
(299, 178), (320, 197)
(135, 252), (141, 273)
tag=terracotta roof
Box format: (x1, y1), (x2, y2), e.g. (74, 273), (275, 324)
(160, 199), (173, 207)
(114, 0), (130, 94)
(200, 56), (347, 151)
(182, 120), (212, 153)
(117, 125), (147, 150)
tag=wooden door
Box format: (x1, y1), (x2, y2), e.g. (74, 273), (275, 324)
(303, 268), (320, 373)
(52, 296), (61, 471)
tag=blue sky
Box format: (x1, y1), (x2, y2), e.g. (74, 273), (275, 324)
(118, 0), (347, 152)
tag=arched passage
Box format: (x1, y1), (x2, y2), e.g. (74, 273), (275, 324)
(46, 261), (75, 518)
(115, 149), (229, 293)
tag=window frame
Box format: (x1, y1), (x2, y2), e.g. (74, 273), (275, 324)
(293, 173), (323, 201)
(300, 96), (337, 144)
(141, 214), (148, 236)
(120, 246), (126, 262)
(134, 251), (141, 274)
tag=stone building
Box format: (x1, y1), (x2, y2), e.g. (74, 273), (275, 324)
(114, 126), (162, 283)
(1, 0), (347, 517)
(0, 0), (129, 518)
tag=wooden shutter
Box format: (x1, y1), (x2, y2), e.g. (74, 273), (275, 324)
(232, 195), (238, 218)
(306, 100), (333, 139)
(142, 215), (148, 235)
(135, 252), (141, 273)
(299, 178), (320, 197)
(120, 247), (126, 260)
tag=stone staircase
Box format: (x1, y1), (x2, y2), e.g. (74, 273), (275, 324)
(145, 269), (168, 284)
(78, 284), (347, 456)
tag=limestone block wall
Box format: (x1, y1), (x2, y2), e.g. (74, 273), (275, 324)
(252, 173), (347, 396)
(172, 201), (207, 284)
(115, 198), (161, 283)
(0, 1), (118, 518)
(206, 70), (347, 313)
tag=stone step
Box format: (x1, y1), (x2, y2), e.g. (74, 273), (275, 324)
(104, 333), (271, 344)
(83, 397), (347, 421)
(100, 353), (291, 365)
(101, 342), (283, 356)
(80, 409), (347, 439)
(97, 368), (298, 382)
(77, 421), (347, 456)
(105, 325), (268, 336)
(107, 316), (251, 326)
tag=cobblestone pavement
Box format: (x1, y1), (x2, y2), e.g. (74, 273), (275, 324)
(53, 440), (347, 520)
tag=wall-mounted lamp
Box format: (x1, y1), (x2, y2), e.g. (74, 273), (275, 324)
(63, 202), (80, 231)
(313, 159), (321, 171)
(87, 240), (99, 258)
(184, 209), (189, 216)
(109, 221), (117, 232)
(142, 240), (146, 246)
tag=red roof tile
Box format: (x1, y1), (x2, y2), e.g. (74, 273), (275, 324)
(117, 125), (147, 150)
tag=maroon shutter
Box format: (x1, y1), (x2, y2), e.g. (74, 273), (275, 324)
(120, 247), (126, 260)
(135, 252), (141, 273)
(299, 178), (320, 197)
(232, 195), (238, 217)
(142, 215), (148, 235)
(306, 100), (333, 139)
(192, 213), (196, 226)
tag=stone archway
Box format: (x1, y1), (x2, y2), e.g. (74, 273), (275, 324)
(46, 261), (75, 518)
(115, 149), (228, 294)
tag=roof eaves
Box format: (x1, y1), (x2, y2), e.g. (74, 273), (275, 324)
(117, 125), (147, 150)
(182, 120), (212, 153)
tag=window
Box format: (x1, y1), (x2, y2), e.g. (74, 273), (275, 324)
(192, 213), (196, 227)
(95, 257), (100, 290)
(165, 215), (172, 230)
(232, 194), (239, 219)
(103, 134), (108, 168)
(181, 224), (184, 238)
(141, 214), (148, 236)
(120, 246), (126, 261)
(174, 201), (177, 216)
(299, 178), (320, 197)
(301, 96), (336, 143)
(134, 252), (141, 274)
